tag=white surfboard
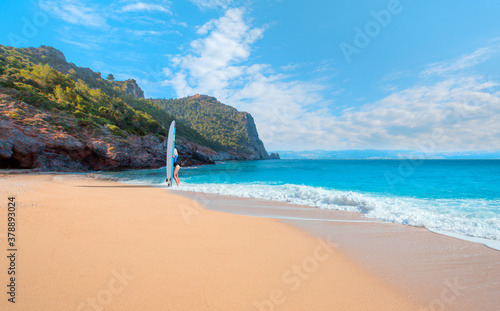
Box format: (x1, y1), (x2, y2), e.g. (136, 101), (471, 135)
(166, 120), (176, 187)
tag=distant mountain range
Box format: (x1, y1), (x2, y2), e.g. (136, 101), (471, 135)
(273, 150), (500, 159)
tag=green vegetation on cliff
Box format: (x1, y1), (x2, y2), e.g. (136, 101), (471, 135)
(0, 45), (268, 159)
(0, 45), (213, 146)
(154, 95), (253, 153)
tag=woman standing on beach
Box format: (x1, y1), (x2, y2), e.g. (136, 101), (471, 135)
(173, 148), (180, 186)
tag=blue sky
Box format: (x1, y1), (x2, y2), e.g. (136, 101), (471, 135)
(1, 0), (500, 151)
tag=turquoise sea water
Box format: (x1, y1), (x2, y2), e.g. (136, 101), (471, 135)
(102, 159), (500, 247)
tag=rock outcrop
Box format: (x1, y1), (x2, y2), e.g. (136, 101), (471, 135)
(0, 45), (273, 171)
(116, 79), (144, 99)
(154, 95), (271, 160)
(24, 46), (145, 100)
(26, 45), (103, 82)
(269, 152), (280, 159)
(0, 90), (211, 171)
(239, 112), (270, 160)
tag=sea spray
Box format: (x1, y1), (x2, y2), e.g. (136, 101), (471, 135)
(175, 182), (500, 242)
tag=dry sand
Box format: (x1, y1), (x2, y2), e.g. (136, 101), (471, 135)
(0, 174), (422, 310)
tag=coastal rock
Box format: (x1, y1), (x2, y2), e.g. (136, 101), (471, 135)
(154, 95), (271, 160)
(119, 79), (145, 99)
(239, 112), (270, 160)
(0, 140), (14, 158)
(0, 45), (272, 170)
(269, 152), (280, 159)
(0, 92), (213, 171)
(208, 151), (237, 161)
(175, 140), (215, 166)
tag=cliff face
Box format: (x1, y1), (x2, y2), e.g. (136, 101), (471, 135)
(154, 95), (270, 160)
(26, 46), (103, 84)
(22, 46), (145, 100)
(0, 89), (212, 171)
(269, 152), (280, 159)
(0, 45), (271, 171)
(239, 112), (269, 160)
(115, 79), (144, 99)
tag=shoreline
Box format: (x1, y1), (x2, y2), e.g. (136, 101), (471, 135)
(173, 188), (500, 251)
(1, 174), (422, 310)
(176, 190), (500, 311)
(111, 175), (500, 252)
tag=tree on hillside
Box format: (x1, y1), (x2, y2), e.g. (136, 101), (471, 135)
(106, 73), (114, 81)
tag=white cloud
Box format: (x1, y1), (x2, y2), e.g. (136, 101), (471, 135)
(39, 0), (107, 27)
(126, 29), (168, 36)
(422, 47), (491, 77)
(121, 2), (171, 14)
(172, 19), (188, 28)
(60, 38), (99, 49)
(164, 8), (265, 97)
(325, 77), (500, 151)
(231, 75), (500, 151)
(164, 7), (500, 151)
(189, 0), (233, 10)
(279, 63), (301, 72)
(163, 8), (335, 149)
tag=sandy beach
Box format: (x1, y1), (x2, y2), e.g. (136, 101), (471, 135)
(0, 174), (497, 310)
(2, 2), (500, 310)
(0, 174), (420, 310)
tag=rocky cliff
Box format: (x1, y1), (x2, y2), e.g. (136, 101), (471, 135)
(0, 89), (213, 170)
(115, 79), (144, 99)
(153, 95), (270, 160)
(26, 46), (145, 100)
(238, 112), (269, 159)
(0, 45), (271, 171)
(26, 46), (103, 85)
(269, 152), (280, 159)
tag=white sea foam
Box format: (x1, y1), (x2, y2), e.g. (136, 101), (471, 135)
(175, 183), (500, 247)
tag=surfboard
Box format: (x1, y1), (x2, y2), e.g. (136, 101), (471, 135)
(166, 120), (176, 187)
